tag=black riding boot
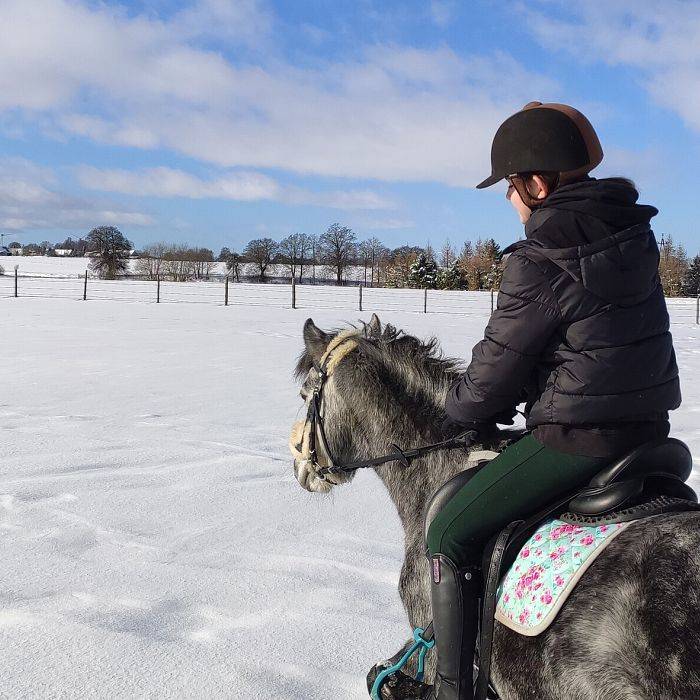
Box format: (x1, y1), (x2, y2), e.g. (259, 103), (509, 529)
(427, 554), (479, 700)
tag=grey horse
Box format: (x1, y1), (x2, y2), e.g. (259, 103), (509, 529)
(292, 315), (700, 700)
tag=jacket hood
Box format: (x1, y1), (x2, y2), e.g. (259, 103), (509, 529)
(524, 177), (658, 248)
(502, 178), (663, 307)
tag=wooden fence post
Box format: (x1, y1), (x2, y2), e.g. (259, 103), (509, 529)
(157, 276), (160, 304)
(359, 284), (363, 311)
(225, 276), (229, 306)
(291, 276), (296, 309)
(423, 288), (427, 313)
(83, 270), (88, 301)
(14, 265), (18, 298)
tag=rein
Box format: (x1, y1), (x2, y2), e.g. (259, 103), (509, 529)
(301, 332), (477, 480)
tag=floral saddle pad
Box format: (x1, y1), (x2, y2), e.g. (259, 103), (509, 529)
(495, 518), (633, 636)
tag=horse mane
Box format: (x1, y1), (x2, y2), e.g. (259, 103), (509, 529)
(294, 320), (464, 392)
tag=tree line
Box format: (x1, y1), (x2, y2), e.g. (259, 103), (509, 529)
(215, 224), (505, 290)
(9, 225), (700, 296)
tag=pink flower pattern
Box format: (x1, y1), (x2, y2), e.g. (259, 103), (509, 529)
(497, 519), (626, 631)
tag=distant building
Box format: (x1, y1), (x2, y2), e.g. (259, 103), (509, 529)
(54, 249), (73, 257)
(0, 246), (10, 256)
(8, 242), (22, 256)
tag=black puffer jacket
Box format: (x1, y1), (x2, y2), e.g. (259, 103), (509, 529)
(446, 178), (681, 457)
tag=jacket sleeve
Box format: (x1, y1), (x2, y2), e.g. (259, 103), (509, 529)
(446, 251), (561, 424)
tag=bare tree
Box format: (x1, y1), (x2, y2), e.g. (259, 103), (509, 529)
(359, 237), (387, 287)
(87, 226), (132, 279)
(298, 233), (313, 281)
(135, 242), (167, 280)
(319, 223), (356, 285)
(162, 245), (193, 282)
(189, 248), (215, 280)
(224, 251), (242, 281)
(309, 235), (319, 283)
(279, 233), (305, 280)
(440, 239), (456, 268)
(358, 240), (373, 285)
(244, 238), (278, 280)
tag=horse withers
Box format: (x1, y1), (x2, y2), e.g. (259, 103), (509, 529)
(291, 315), (700, 700)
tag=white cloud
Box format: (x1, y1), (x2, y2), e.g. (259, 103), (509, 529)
(0, 0), (559, 187)
(76, 166), (396, 211)
(170, 0), (273, 44)
(76, 166), (280, 201)
(0, 158), (153, 231)
(524, 1), (700, 131)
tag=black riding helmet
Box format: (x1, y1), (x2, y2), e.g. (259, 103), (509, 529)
(477, 102), (604, 201)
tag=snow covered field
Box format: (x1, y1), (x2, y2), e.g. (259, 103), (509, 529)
(2, 296), (700, 699)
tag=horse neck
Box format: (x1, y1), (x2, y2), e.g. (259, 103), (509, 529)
(375, 449), (468, 532)
(353, 368), (467, 530)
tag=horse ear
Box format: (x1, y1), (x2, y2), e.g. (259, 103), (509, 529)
(368, 313), (381, 335)
(303, 318), (331, 363)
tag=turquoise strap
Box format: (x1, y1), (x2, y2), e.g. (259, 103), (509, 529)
(370, 627), (435, 700)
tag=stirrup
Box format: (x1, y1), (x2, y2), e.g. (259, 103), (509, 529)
(370, 627), (435, 700)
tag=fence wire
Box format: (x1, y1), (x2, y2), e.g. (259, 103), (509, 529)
(1, 273), (698, 324)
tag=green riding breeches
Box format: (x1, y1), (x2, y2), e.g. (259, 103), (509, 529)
(426, 434), (608, 565)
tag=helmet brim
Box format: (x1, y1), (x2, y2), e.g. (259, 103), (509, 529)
(476, 172), (503, 189)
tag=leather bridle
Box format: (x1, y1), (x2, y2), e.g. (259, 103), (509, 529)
(300, 336), (477, 481)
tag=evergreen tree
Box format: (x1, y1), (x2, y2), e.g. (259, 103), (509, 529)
(484, 261), (504, 290)
(384, 246), (422, 288)
(437, 262), (464, 290)
(682, 255), (700, 296)
(407, 253), (438, 289)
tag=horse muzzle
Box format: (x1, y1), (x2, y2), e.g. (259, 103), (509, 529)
(294, 458), (338, 493)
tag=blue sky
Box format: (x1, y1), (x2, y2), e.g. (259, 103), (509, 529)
(0, 0), (698, 254)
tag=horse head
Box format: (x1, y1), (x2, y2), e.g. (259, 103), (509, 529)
(290, 313), (461, 495)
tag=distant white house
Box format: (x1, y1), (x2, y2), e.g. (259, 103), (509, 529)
(9, 242), (22, 256)
(55, 249), (73, 257)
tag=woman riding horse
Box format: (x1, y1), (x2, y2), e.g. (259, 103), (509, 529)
(419, 102), (681, 699)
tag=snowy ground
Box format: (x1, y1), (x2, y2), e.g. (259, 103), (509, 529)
(2, 296), (700, 699)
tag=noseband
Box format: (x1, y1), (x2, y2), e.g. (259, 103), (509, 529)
(298, 332), (477, 481)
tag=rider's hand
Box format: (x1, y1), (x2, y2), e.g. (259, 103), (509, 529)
(441, 407), (516, 441)
(441, 416), (488, 440)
